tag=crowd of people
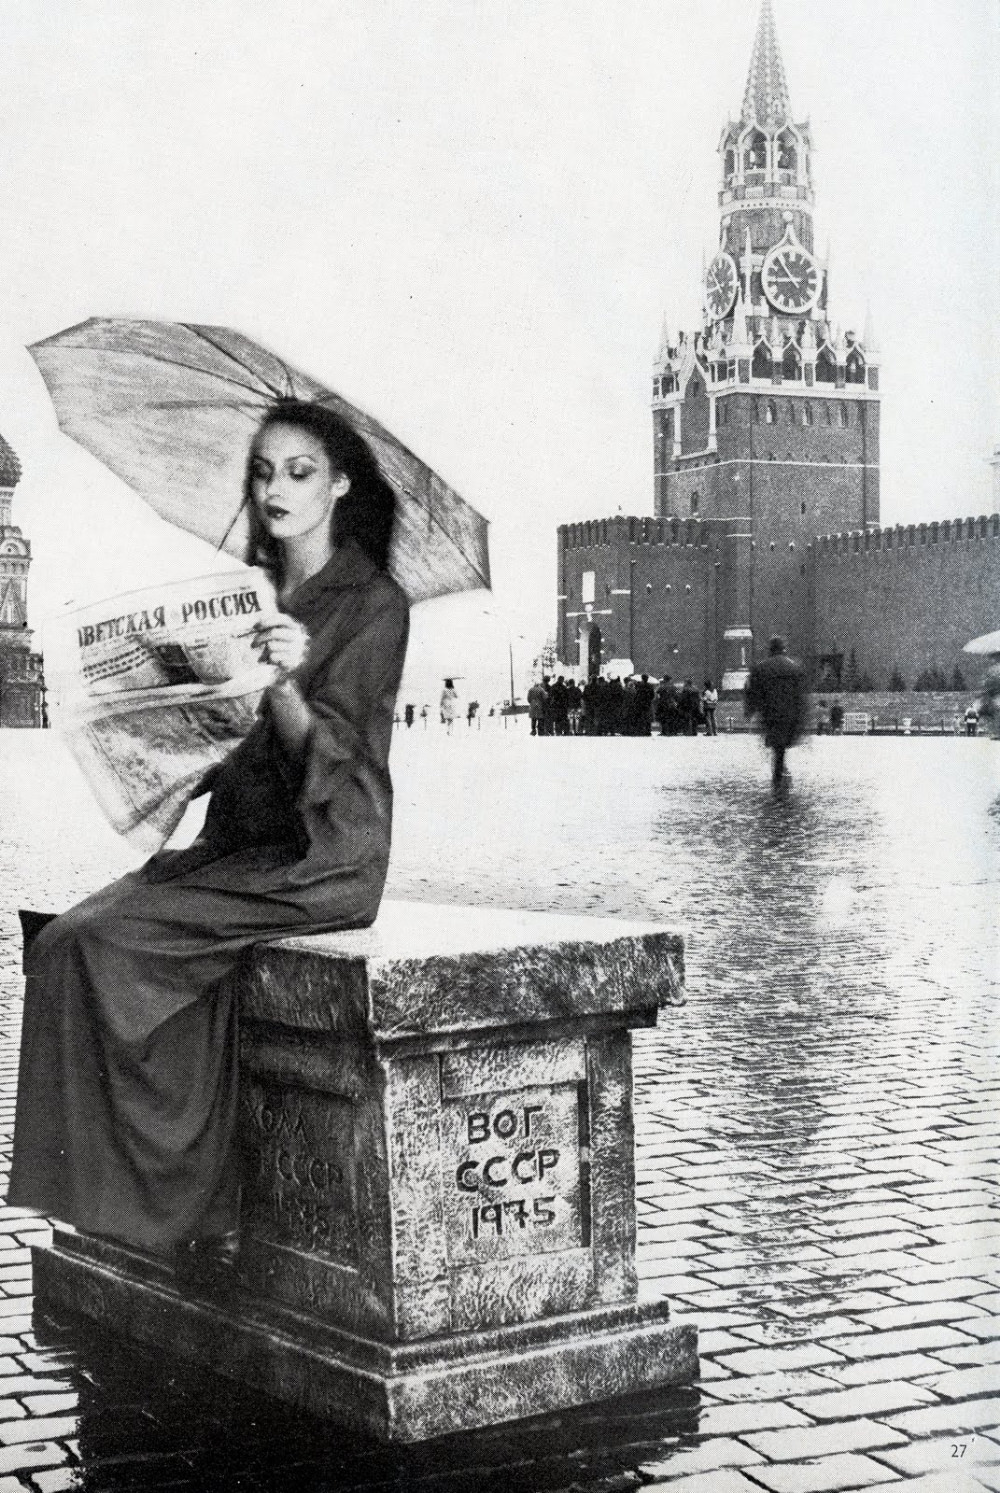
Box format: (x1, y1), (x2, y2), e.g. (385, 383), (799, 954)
(525, 674), (719, 737)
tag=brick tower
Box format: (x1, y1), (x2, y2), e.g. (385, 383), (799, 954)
(651, 0), (880, 686)
(0, 434), (45, 727)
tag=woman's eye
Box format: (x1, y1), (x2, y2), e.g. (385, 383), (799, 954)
(251, 462), (270, 481)
(289, 466), (315, 481)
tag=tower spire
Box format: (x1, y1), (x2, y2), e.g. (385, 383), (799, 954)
(742, 0), (791, 128)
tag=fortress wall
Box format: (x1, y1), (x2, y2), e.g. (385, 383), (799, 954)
(812, 516), (1000, 686)
(558, 519), (718, 681)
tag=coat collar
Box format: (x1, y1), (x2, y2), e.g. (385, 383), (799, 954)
(285, 539), (378, 612)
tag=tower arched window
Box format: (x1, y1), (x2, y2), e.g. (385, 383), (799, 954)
(690, 492), (699, 515)
(753, 398), (763, 424)
(777, 130), (798, 174)
(803, 403), (813, 426)
(782, 345), (802, 381)
(816, 347), (836, 384)
(838, 402), (849, 427)
(787, 402), (797, 424)
(744, 129), (767, 173)
(724, 148), (736, 179)
(845, 351), (865, 384)
(765, 401), (777, 425)
(752, 344), (772, 380)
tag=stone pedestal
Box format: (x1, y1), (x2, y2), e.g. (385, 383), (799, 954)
(32, 901), (697, 1442)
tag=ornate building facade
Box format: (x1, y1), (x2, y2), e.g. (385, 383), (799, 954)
(0, 434), (45, 727)
(557, 2), (999, 691)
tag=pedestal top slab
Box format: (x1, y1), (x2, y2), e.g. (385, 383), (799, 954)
(243, 899), (685, 1042)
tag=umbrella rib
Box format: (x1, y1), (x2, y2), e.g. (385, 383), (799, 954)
(125, 349), (270, 401)
(400, 487), (490, 586)
(181, 325), (286, 401)
(214, 494), (250, 555)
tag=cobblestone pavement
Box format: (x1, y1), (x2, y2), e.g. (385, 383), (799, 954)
(0, 728), (996, 1491)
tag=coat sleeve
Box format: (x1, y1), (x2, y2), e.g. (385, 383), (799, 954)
(265, 581), (410, 822)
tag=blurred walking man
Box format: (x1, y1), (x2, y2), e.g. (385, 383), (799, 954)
(745, 636), (807, 787)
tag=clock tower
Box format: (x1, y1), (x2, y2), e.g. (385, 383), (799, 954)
(652, 0), (880, 687)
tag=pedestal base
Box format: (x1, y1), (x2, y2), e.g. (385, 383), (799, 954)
(32, 1233), (698, 1443)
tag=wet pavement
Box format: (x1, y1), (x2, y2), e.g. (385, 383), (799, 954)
(0, 727), (997, 1490)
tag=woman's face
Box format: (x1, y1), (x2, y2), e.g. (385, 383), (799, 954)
(249, 423), (349, 543)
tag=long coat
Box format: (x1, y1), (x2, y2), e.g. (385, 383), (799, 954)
(744, 651), (807, 749)
(8, 540), (409, 1252)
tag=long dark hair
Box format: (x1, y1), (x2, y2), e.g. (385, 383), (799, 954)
(244, 399), (396, 576)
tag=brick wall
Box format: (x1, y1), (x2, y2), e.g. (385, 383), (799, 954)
(812, 516), (1000, 688)
(558, 519), (718, 681)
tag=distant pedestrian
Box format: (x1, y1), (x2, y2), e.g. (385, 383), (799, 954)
(527, 679), (548, 737)
(679, 679), (702, 736)
(420, 704), (428, 728)
(978, 657), (1000, 738)
(440, 679), (458, 734)
(607, 676), (625, 735)
(654, 676), (681, 737)
(830, 699), (845, 734)
(744, 636), (808, 787)
(540, 675), (555, 736)
(964, 704), (979, 737)
(404, 703), (415, 729)
(550, 676), (570, 736)
(702, 680), (718, 736)
(634, 674), (655, 736)
(815, 699), (830, 735)
(466, 700), (479, 727)
(582, 677), (599, 735)
(566, 679), (584, 735)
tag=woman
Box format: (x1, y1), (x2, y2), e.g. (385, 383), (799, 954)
(8, 400), (409, 1273)
(702, 679), (718, 736)
(439, 677), (458, 734)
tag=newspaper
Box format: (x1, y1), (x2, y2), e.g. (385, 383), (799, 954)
(50, 569), (280, 851)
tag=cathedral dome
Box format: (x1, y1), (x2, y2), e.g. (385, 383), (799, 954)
(0, 434), (21, 488)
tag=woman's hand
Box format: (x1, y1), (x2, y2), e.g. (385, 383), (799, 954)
(253, 618), (310, 676)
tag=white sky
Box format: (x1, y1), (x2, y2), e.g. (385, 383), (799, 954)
(0, 0), (996, 705)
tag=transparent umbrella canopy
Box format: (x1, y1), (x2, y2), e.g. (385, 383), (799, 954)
(29, 318), (491, 606)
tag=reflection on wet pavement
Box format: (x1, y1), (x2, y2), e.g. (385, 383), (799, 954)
(0, 730), (996, 1489)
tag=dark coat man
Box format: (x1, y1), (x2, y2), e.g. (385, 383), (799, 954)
(679, 679), (702, 736)
(654, 677), (680, 736)
(634, 674), (656, 735)
(745, 636), (807, 785)
(550, 676), (570, 735)
(526, 681), (548, 736)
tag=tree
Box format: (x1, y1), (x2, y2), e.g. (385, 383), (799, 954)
(532, 634), (557, 679)
(950, 666), (966, 692)
(843, 648), (862, 691)
(858, 671), (875, 693)
(914, 668), (934, 692)
(888, 666), (907, 692)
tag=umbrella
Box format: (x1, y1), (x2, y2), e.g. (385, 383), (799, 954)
(28, 318), (490, 604)
(963, 629), (1000, 656)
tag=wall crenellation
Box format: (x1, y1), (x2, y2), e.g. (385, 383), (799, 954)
(813, 514), (1000, 557)
(560, 517), (713, 551)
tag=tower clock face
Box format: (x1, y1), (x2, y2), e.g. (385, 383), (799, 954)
(762, 243), (821, 313)
(705, 252), (738, 321)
